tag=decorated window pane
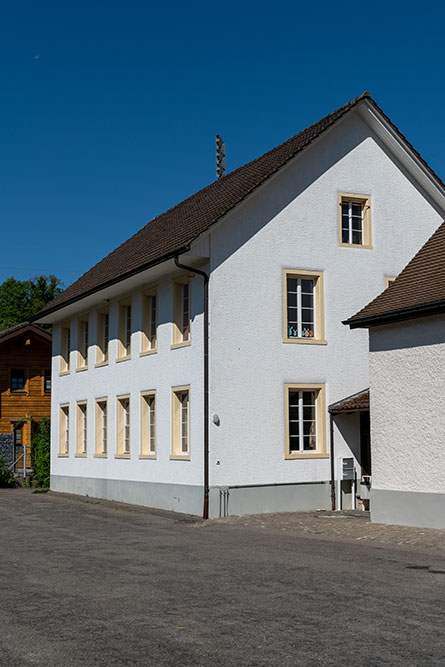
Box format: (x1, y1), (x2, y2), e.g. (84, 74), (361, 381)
(286, 277), (315, 339)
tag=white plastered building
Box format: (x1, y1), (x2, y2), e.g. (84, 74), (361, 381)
(35, 93), (445, 517)
(346, 222), (445, 530)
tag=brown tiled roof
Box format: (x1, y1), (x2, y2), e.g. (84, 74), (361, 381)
(346, 221), (445, 328)
(328, 389), (369, 414)
(34, 91), (445, 319)
(0, 321), (51, 344)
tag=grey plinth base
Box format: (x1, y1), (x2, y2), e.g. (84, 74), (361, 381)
(371, 488), (445, 530)
(51, 475), (332, 518)
(209, 481), (331, 518)
(50, 475), (204, 516)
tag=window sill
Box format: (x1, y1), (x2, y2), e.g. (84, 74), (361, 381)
(58, 453), (69, 458)
(59, 370), (70, 377)
(10, 390), (28, 395)
(95, 360), (109, 368)
(94, 453), (108, 458)
(116, 355), (131, 363)
(285, 453), (329, 460)
(115, 453), (131, 459)
(76, 366), (88, 373)
(338, 242), (373, 250)
(140, 348), (158, 357)
(282, 338), (327, 346)
(170, 454), (191, 461)
(170, 340), (192, 350)
(75, 453), (87, 458)
(139, 454), (157, 460)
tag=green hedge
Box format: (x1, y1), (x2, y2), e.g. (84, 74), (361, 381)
(0, 456), (15, 487)
(32, 417), (50, 488)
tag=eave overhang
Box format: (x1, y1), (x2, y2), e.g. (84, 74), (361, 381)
(344, 299), (445, 329)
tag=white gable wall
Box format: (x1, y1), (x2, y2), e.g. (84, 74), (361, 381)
(208, 112), (443, 510)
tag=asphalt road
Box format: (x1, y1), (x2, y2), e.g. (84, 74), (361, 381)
(1, 489), (444, 666)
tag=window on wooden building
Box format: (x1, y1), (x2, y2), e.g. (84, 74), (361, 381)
(43, 369), (51, 394)
(10, 369), (26, 392)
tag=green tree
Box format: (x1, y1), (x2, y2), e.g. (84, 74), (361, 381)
(0, 277), (30, 329)
(31, 417), (51, 488)
(28, 274), (64, 314)
(0, 275), (64, 330)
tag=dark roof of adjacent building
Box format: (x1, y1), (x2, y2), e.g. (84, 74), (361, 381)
(34, 92), (445, 320)
(328, 389), (369, 415)
(0, 322), (52, 345)
(346, 221), (445, 328)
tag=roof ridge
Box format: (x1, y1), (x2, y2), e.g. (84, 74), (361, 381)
(0, 321), (51, 339)
(36, 91), (445, 321)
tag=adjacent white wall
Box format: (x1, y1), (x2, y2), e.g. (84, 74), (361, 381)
(369, 315), (445, 495)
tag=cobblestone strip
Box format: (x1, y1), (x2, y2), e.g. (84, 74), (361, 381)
(198, 510), (445, 553)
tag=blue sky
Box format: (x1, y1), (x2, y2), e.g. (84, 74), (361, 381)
(1, 1), (444, 286)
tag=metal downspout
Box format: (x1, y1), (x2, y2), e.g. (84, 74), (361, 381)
(174, 253), (210, 520)
(330, 413), (336, 510)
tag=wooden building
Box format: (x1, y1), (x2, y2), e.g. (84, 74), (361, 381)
(0, 323), (52, 472)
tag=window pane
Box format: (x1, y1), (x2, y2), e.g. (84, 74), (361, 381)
(301, 293), (313, 308)
(287, 292), (297, 307)
(301, 308), (313, 324)
(303, 405), (315, 421)
(289, 391), (299, 405)
(352, 230), (362, 245)
(300, 279), (314, 293)
(351, 216), (362, 231)
(351, 204), (362, 217)
(44, 370), (51, 392)
(301, 327), (313, 338)
(287, 277), (297, 293)
(302, 391), (315, 405)
(289, 405), (299, 421)
(303, 434), (316, 450)
(342, 228), (349, 243)
(11, 370), (25, 391)
(289, 419), (299, 436)
(289, 436), (299, 452)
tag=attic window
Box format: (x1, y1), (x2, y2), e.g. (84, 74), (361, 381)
(338, 193), (372, 249)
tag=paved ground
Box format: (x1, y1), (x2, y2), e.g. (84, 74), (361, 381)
(1, 489), (445, 666)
